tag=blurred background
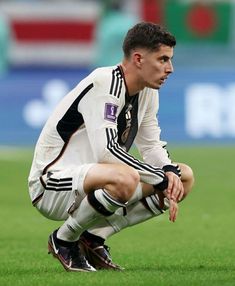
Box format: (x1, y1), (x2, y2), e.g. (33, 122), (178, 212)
(0, 0), (235, 146)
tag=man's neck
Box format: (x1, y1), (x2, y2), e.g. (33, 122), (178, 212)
(120, 62), (144, 96)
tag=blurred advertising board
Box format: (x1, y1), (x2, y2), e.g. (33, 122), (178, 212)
(159, 68), (235, 144)
(2, 1), (233, 68)
(0, 67), (235, 146)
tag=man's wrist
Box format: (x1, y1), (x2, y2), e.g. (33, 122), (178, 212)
(163, 164), (181, 177)
(153, 175), (168, 192)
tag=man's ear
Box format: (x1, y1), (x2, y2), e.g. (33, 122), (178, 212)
(133, 52), (142, 68)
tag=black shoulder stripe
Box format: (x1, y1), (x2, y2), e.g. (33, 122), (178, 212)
(115, 76), (123, 99)
(109, 69), (115, 95)
(109, 67), (123, 98)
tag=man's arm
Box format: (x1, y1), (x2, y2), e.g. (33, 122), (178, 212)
(78, 71), (167, 188)
(135, 90), (183, 201)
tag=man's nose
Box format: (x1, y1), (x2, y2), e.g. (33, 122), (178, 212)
(166, 60), (174, 73)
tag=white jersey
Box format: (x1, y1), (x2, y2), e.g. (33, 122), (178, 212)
(28, 65), (174, 204)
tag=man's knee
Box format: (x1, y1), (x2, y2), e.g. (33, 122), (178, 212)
(84, 163), (140, 203)
(113, 166), (140, 202)
(183, 164), (194, 187)
(178, 163), (194, 198)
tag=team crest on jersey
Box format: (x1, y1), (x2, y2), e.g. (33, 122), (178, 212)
(120, 103), (132, 144)
(104, 103), (118, 122)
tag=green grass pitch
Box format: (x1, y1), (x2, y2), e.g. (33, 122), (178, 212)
(0, 146), (235, 286)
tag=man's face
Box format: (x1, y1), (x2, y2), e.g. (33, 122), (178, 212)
(138, 44), (174, 90)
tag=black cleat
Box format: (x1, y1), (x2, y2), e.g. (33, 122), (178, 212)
(79, 234), (124, 271)
(48, 230), (96, 272)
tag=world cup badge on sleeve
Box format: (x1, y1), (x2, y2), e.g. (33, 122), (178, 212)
(104, 103), (118, 123)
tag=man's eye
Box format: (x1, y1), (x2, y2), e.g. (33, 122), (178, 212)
(159, 57), (168, 63)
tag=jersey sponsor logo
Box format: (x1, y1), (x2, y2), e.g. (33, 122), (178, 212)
(104, 103), (118, 123)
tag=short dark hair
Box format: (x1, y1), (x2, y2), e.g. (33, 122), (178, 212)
(122, 22), (176, 58)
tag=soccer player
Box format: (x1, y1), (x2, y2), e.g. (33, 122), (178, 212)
(28, 22), (194, 272)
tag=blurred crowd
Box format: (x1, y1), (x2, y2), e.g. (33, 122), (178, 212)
(0, 0), (235, 75)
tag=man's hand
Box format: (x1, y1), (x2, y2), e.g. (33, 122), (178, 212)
(168, 199), (178, 222)
(162, 172), (183, 222)
(161, 190), (179, 222)
(155, 171), (184, 222)
(164, 171), (184, 202)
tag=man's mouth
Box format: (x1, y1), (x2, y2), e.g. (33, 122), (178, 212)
(160, 77), (167, 84)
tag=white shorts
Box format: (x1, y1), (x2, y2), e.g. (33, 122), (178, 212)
(34, 164), (94, 221)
